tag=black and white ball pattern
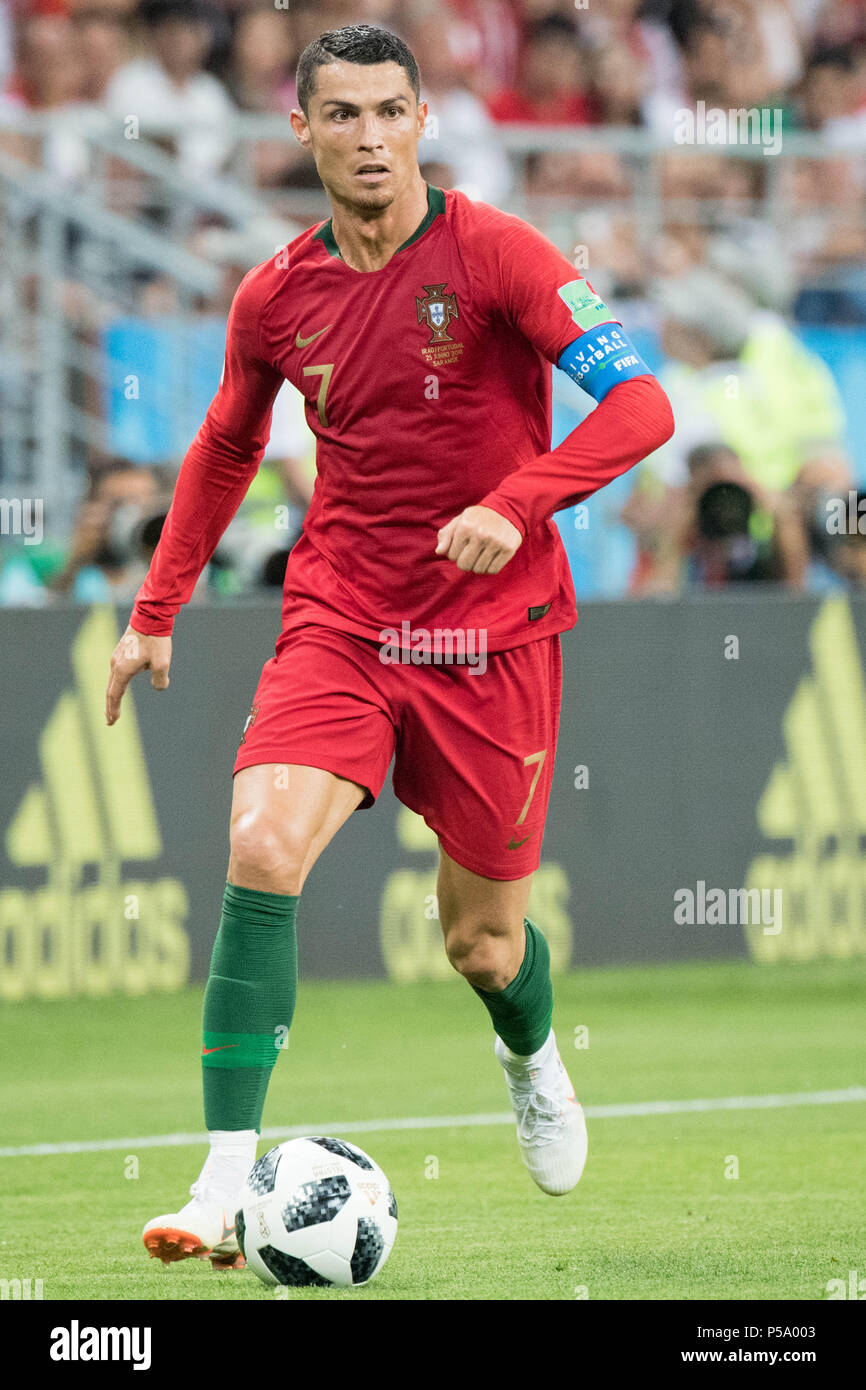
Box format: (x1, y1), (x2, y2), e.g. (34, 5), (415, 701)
(236, 1137), (398, 1289)
(244, 1145), (282, 1197)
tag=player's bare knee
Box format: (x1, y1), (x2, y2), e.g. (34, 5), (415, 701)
(228, 811), (309, 894)
(445, 926), (517, 992)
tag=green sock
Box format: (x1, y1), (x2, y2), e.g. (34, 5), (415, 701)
(472, 918), (553, 1056)
(202, 882), (298, 1132)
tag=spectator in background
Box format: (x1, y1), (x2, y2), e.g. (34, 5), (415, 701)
(403, 0), (521, 103)
(786, 40), (866, 306)
(579, 0), (687, 134)
(50, 459), (170, 603)
(742, 0), (804, 96)
(813, 0), (866, 48)
(800, 43), (866, 145)
(790, 449), (858, 590)
(831, 492), (866, 587)
(487, 16), (595, 125)
(711, 158), (771, 229)
(622, 438), (810, 595)
(652, 267), (846, 494)
(409, 7), (512, 203)
(686, 1), (779, 109)
(517, 0), (578, 15)
(228, 7), (296, 115)
(227, 7), (315, 188)
(291, 0), (407, 54)
(69, 0), (139, 12)
(708, 231), (850, 477)
(622, 269), (779, 592)
(1, 9), (83, 109)
(591, 43), (646, 127)
(652, 221), (708, 277)
(680, 1), (803, 111)
(0, 0), (11, 95)
(801, 45), (859, 130)
(74, 6), (130, 103)
(778, 151), (866, 318)
(570, 207), (644, 301)
(104, 0), (235, 181)
(681, 12), (730, 108)
(679, 443), (807, 589)
(659, 150), (728, 206)
(623, 260), (850, 591)
(0, 9), (94, 181)
(526, 147), (631, 202)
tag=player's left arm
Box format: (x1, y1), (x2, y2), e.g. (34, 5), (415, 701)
(436, 214), (674, 574)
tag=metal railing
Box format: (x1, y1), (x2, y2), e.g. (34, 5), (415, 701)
(0, 110), (257, 513)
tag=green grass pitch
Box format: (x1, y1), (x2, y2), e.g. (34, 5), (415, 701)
(2, 958), (864, 1300)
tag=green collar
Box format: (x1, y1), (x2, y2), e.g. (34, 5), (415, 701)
(314, 184), (445, 263)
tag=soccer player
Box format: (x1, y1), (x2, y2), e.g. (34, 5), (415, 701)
(105, 24), (673, 1269)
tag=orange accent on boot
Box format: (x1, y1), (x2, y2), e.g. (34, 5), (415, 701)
(143, 1226), (211, 1265)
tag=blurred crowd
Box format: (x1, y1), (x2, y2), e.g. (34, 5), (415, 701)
(1, 0), (865, 603)
(3, 1), (866, 188)
(2, 1), (866, 135)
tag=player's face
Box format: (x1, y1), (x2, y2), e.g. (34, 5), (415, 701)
(291, 60), (426, 212)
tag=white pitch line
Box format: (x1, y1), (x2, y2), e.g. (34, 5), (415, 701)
(1, 1086), (865, 1159)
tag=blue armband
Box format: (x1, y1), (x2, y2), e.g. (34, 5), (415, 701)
(557, 323), (652, 404)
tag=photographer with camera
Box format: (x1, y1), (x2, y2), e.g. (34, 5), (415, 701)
(680, 444), (808, 589)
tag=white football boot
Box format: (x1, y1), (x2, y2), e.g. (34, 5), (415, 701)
(143, 1157), (247, 1270)
(495, 1029), (588, 1195)
(143, 1181), (244, 1269)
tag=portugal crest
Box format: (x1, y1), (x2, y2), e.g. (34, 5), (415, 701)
(416, 283), (459, 344)
(415, 283), (463, 365)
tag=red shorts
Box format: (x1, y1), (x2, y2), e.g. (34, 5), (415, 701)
(234, 624), (562, 880)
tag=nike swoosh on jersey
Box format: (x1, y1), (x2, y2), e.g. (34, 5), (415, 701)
(507, 832), (535, 850)
(201, 1044), (239, 1055)
(295, 325), (332, 348)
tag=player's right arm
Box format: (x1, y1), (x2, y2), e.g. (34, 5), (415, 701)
(105, 266), (284, 725)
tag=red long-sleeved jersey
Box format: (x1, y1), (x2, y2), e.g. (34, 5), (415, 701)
(131, 184), (673, 647)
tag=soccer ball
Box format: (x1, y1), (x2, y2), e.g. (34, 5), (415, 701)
(236, 1137), (397, 1288)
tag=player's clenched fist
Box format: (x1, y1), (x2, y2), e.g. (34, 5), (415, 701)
(105, 625), (172, 726)
(435, 505), (523, 575)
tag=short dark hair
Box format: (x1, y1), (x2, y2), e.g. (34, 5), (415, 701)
(296, 24), (420, 117)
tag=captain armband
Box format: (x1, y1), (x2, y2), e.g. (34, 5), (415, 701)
(557, 323), (653, 404)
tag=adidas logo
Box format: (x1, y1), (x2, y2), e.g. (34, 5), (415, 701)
(0, 607), (189, 1001)
(744, 597), (866, 961)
